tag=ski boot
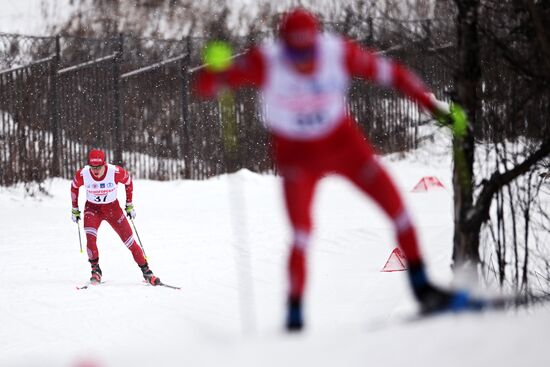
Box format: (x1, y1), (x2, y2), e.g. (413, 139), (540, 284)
(140, 263), (161, 286)
(408, 262), (485, 314)
(89, 258), (102, 284)
(286, 296), (304, 331)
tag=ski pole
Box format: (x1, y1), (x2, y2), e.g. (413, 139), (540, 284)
(129, 217), (148, 259)
(203, 43), (256, 334)
(227, 174), (256, 335)
(76, 222), (83, 253)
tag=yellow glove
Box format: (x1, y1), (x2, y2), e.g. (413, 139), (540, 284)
(71, 207), (81, 223)
(125, 203), (136, 219)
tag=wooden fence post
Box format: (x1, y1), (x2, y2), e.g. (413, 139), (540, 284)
(112, 33), (124, 166)
(50, 35), (61, 177)
(180, 44), (192, 179)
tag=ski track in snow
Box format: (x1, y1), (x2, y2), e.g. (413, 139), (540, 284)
(1, 155), (549, 367)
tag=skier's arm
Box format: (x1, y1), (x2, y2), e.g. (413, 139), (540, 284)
(344, 39), (445, 115)
(115, 166), (133, 204)
(71, 170), (84, 208)
(194, 47), (266, 98)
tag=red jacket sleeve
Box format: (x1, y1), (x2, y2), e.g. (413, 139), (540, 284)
(193, 47), (266, 98)
(71, 169), (84, 208)
(343, 38), (436, 113)
(115, 166), (133, 204)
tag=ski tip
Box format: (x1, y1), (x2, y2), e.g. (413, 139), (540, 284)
(158, 282), (181, 290)
(142, 279), (181, 290)
(76, 281), (103, 290)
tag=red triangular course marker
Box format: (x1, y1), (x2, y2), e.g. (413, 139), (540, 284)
(381, 247), (408, 272)
(411, 176), (445, 192)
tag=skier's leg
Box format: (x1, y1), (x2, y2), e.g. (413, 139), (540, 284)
(281, 169), (319, 330)
(344, 156), (468, 313)
(83, 206), (102, 282)
(105, 205), (147, 266)
(83, 207), (101, 262)
(283, 170), (318, 298)
(325, 121), (421, 262)
(106, 204), (160, 285)
(344, 156), (422, 264)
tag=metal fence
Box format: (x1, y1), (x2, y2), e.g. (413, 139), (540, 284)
(0, 26), (453, 185)
(0, 57), (54, 185)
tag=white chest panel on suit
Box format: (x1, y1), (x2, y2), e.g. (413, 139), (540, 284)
(260, 34), (350, 140)
(82, 164), (118, 204)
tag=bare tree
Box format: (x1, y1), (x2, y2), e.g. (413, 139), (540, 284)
(450, 0), (550, 290)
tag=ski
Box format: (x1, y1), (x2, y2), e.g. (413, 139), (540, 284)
(366, 292), (550, 331)
(76, 281), (103, 290)
(76, 280), (181, 290)
(416, 292), (550, 318)
(480, 292), (550, 310)
(143, 280), (181, 290)
(158, 281), (181, 290)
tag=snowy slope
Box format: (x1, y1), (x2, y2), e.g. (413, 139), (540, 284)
(1, 147), (550, 367)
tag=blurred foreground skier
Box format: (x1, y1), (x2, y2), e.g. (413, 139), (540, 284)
(194, 8), (472, 331)
(70, 149), (161, 286)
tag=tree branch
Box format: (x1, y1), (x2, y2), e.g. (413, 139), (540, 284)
(467, 140), (550, 228)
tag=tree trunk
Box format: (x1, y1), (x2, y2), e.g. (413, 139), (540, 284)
(452, 0), (481, 268)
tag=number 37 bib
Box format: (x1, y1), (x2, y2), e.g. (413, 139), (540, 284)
(261, 34), (350, 140)
(83, 164), (118, 204)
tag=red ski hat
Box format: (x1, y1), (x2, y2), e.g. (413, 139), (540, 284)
(279, 8), (319, 50)
(88, 149), (105, 167)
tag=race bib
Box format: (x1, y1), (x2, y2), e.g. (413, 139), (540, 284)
(83, 164), (118, 204)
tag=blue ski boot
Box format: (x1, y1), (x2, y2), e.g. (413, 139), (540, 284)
(286, 296), (304, 331)
(408, 262), (485, 314)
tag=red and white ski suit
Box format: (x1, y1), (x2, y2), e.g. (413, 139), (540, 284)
(71, 164), (146, 266)
(196, 34), (440, 299)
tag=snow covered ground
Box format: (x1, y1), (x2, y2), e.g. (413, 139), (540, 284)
(1, 142), (550, 367)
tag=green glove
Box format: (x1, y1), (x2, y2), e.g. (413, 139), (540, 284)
(71, 207), (81, 223)
(202, 41), (233, 72)
(125, 203), (136, 219)
(435, 102), (469, 138)
(448, 103), (468, 138)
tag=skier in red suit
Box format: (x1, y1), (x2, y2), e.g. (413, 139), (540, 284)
(71, 149), (160, 286)
(195, 8), (471, 330)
